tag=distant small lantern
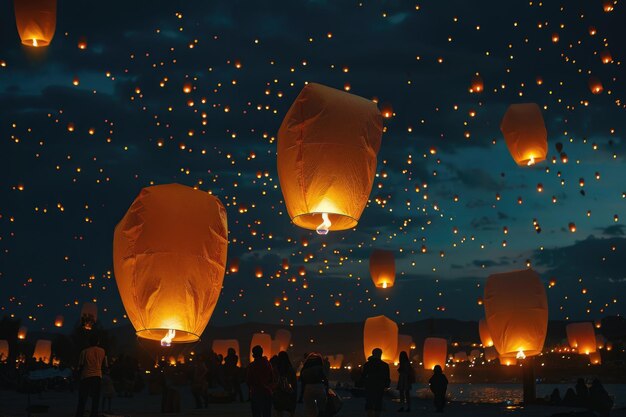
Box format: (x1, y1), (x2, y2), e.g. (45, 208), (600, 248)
(54, 315), (64, 328)
(250, 333), (272, 362)
(589, 352), (602, 365)
(229, 258), (239, 273)
(363, 315), (398, 363)
(484, 269), (548, 358)
(277, 83), (383, 234)
(588, 77), (604, 94)
(478, 319), (494, 347)
(469, 74), (484, 93)
(566, 322), (597, 354)
(14, 0), (57, 47)
(113, 184), (228, 345)
(423, 337), (447, 370)
(500, 103), (548, 166)
(369, 249), (395, 289)
(17, 326), (27, 340)
(33, 339), (52, 364)
(600, 50), (612, 64)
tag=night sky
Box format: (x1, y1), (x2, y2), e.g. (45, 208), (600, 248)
(1, 0), (625, 333)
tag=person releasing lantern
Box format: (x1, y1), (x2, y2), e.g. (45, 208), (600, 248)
(423, 337), (447, 370)
(13, 0), (57, 47)
(566, 322), (597, 354)
(113, 184), (228, 344)
(277, 83), (383, 234)
(369, 249), (395, 289)
(363, 315), (398, 363)
(500, 103), (548, 166)
(483, 269), (548, 358)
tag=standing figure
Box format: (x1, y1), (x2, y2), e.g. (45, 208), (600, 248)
(428, 365), (448, 413)
(273, 351), (297, 417)
(191, 358), (209, 408)
(361, 348), (390, 417)
(396, 351), (414, 412)
(299, 353), (328, 417)
(246, 345), (274, 417)
(75, 334), (108, 417)
(101, 369), (115, 412)
(224, 348), (244, 401)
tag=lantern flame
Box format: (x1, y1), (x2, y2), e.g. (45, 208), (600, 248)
(316, 212), (331, 235)
(527, 156), (535, 166)
(32, 39), (39, 47)
(382, 282), (388, 289)
(161, 329), (176, 347)
(516, 349), (526, 360)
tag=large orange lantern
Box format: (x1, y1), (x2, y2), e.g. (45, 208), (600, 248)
(566, 322), (596, 354)
(33, 339), (51, 364)
(113, 184), (228, 345)
(363, 315), (398, 363)
(17, 326), (28, 340)
(423, 337), (447, 370)
(484, 269), (548, 358)
(0, 340), (8, 362)
(277, 83), (383, 234)
(81, 302), (97, 330)
(250, 333), (272, 362)
(369, 249), (395, 289)
(212, 339), (240, 365)
(54, 315), (64, 328)
(479, 319), (494, 347)
(500, 103), (548, 166)
(274, 329), (291, 352)
(13, 0), (57, 47)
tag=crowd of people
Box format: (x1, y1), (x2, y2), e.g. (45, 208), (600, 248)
(549, 377), (614, 416)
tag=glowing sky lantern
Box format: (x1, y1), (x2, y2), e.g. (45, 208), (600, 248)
(13, 0), (56, 47)
(54, 315), (63, 328)
(484, 269), (548, 358)
(363, 315), (398, 363)
(423, 337), (447, 370)
(589, 352), (602, 365)
(479, 318), (494, 347)
(0, 340), (8, 362)
(499, 353), (518, 366)
(113, 184), (228, 345)
(469, 349), (481, 361)
(453, 351), (468, 363)
(369, 249), (395, 289)
(274, 329), (291, 352)
(469, 74), (484, 93)
(277, 83), (383, 234)
(212, 339), (240, 365)
(81, 302), (97, 330)
(33, 339), (52, 364)
(250, 333), (272, 362)
(17, 326), (27, 340)
(229, 258), (239, 273)
(588, 76), (604, 94)
(566, 322), (597, 354)
(327, 354), (344, 369)
(500, 103), (548, 166)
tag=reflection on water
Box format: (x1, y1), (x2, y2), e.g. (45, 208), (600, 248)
(415, 383), (625, 407)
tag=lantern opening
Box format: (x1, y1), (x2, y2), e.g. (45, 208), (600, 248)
(381, 282), (388, 289)
(161, 329), (176, 347)
(316, 212), (332, 235)
(516, 349), (526, 360)
(527, 156), (535, 166)
(292, 212), (358, 232)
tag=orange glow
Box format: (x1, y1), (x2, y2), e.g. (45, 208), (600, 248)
(33, 339), (52, 364)
(212, 339), (240, 365)
(0, 340), (8, 362)
(14, 0), (57, 47)
(250, 333), (272, 362)
(81, 302), (97, 330)
(500, 103), (548, 166)
(566, 322), (597, 354)
(17, 326), (27, 340)
(54, 315), (63, 328)
(423, 337), (447, 370)
(478, 319), (494, 347)
(588, 77), (604, 94)
(369, 249), (395, 289)
(363, 315), (398, 363)
(469, 74), (484, 93)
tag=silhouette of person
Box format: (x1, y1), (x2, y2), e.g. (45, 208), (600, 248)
(273, 351), (297, 417)
(396, 351), (414, 412)
(75, 334), (108, 417)
(428, 364), (448, 412)
(246, 345), (274, 417)
(224, 347), (244, 402)
(299, 353), (328, 417)
(361, 348), (390, 417)
(575, 377), (589, 407)
(589, 378), (613, 417)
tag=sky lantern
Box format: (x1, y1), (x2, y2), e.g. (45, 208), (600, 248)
(603, 0), (614, 12)
(566, 322), (597, 354)
(369, 249), (395, 289)
(600, 50), (612, 64)
(469, 349), (481, 361)
(54, 315), (63, 328)
(453, 351), (468, 363)
(396, 334), (413, 363)
(274, 329), (291, 352)
(363, 315), (398, 363)
(229, 258), (239, 273)
(113, 184), (228, 345)
(250, 333), (272, 362)
(81, 302), (97, 330)
(17, 326), (27, 340)
(588, 76), (604, 94)
(13, 0), (56, 47)
(327, 354), (344, 369)
(281, 258), (290, 270)
(212, 339), (240, 365)
(589, 352), (601, 365)
(484, 269), (548, 358)
(255, 266), (263, 278)
(500, 103), (548, 166)
(277, 83), (383, 234)
(423, 337), (447, 370)
(469, 74), (484, 93)
(484, 346), (498, 361)
(0, 340), (8, 361)
(479, 318), (494, 347)
(33, 339), (52, 364)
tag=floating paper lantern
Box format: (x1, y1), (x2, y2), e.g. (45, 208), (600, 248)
(484, 346), (498, 361)
(18, 326), (28, 340)
(255, 266), (263, 278)
(81, 303), (97, 330)
(327, 354), (344, 369)
(479, 319), (494, 347)
(113, 184), (228, 344)
(589, 352), (602, 365)
(596, 334), (605, 350)
(33, 339), (51, 364)
(363, 315), (398, 363)
(453, 351), (468, 363)
(566, 322), (597, 354)
(588, 77), (604, 94)
(212, 339), (240, 365)
(274, 329), (291, 352)
(281, 258), (290, 270)
(0, 340), (8, 362)
(600, 50), (612, 64)
(469, 74), (484, 93)
(13, 0), (57, 47)
(369, 249), (395, 289)
(484, 269), (548, 358)
(423, 337), (447, 370)
(469, 349), (481, 361)
(277, 83), (383, 234)
(229, 258), (239, 273)
(54, 315), (64, 328)
(250, 333), (272, 362)
(500, 103), (548, 166)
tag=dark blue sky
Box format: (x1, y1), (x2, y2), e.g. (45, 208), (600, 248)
(0, 0), (624, 332)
